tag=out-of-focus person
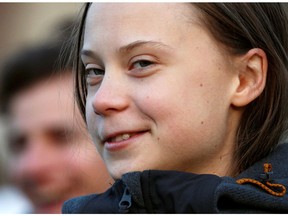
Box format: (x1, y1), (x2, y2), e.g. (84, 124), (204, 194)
(0, 118), (33, 214)
(0, 37), (113, 213)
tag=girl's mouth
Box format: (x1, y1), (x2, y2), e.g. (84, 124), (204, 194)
(103, 130), (149, 152)
(107, 133), (137, 142)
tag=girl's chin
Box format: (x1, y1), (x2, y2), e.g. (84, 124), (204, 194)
(106, 158), (165, 179)
(110, 170), (134, 180)
(109, 167), (144, 180)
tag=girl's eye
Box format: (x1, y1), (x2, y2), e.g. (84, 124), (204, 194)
(131, 60), (154, 70)
(85, 66), (104, 86)
(85, 68), (105, 76)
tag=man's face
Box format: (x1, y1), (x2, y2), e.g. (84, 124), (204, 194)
(7, 73), (112, 213)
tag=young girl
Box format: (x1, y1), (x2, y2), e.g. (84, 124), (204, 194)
(63, 3), (288, 213)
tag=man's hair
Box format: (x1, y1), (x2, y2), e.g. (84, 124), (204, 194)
(0, 42), (73, 114)
(0, 17), (76, 114)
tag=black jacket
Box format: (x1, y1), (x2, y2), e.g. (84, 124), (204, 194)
(62, 143), (288, 213)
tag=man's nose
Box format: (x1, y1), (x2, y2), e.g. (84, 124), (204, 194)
(14, 141), (56, 182)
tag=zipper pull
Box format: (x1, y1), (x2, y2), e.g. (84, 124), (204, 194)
(119, 187), (132, 213)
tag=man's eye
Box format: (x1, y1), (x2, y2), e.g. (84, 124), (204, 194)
(132, 60), (154, 69)
(49, 129), (70, 145)
(9, 135), (27, 154)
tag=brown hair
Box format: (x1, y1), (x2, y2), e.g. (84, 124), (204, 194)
(72, 3), (288, 175)
(71, 3), (91, 120)
(193, 3), (288, 175)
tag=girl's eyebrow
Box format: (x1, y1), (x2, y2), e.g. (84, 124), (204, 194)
(80, 40), (173, 59)
(118, 40), (173, 53)
(80, 49), (98, 59)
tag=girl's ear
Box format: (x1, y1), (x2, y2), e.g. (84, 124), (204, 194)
(231, 48), (268, 107)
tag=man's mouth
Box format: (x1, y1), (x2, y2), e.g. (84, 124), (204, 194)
(35, 200), (64, 214)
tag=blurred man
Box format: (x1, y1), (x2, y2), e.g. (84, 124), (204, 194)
(0, 42), (113, 213)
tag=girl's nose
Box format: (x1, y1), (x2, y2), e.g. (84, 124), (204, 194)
(91, 74), (129, 116)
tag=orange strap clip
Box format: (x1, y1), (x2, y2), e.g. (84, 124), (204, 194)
(236, 163), (286, 197)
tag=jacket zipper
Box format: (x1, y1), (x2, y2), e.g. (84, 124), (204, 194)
(119, 186), (132, 213)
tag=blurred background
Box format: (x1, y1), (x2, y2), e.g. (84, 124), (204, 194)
(0, 3), (82, 69)
(0, 3), (83, 213)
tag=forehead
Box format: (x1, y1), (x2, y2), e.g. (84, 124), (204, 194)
(88, 3), (192, 17)
(83, 3), (197, 48)
(87, 3), (192, 18)
(9, 75), (75, 130)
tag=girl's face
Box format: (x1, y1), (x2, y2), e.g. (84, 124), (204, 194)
(83, 3), (241, 179)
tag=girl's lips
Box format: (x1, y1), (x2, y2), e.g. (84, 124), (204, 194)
(107, 132), (137, 142)
(104, 131), (147, 152)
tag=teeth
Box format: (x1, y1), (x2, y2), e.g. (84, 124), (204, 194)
(112, 133), (131, 142)
(122, 134), (130, 140)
